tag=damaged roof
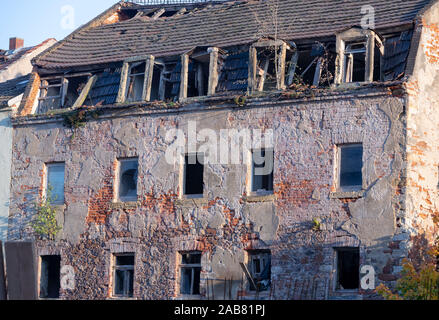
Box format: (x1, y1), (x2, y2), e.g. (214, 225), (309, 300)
(0, 75), (30, 108)
(34, 0), (432, 70)
(1, 39), (56, 72)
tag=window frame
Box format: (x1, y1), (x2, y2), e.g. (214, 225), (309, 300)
(112, 253), (135, 298)
(116, 157), (139, 203)
(179, 47), (221, 101)
(336, 143), (364, 192)
(335, 28), (384, 85)
(179, 251), (202, 296)
(45, 162), (65, 205)
(246, 250), (271, 292)
(37, 74), (92, 114)
(117, 55), (155, 104)
(249, 148), (274, 195)
(248, 39), (294, 93)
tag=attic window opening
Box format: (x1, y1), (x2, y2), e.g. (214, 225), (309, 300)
(336, 29), (384, 84)
(249, 40), (293, 92)
(256, 48), (277, 91)
(287, 43), (330, 87)
(150, 61), (178, 102)
(188, 53), (210, 97)
(180, 47), (221, 100)
(37, 75), (90, 114)
(126, 61), (146, 102)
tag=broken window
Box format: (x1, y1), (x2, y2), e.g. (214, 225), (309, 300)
(336, 28), (384, 84)
(336, 248), (360, 290)
(251, 149), (274, 194)
(113, 254), (135, 298)
(39, 255), (60, 299)
(286, 43), (333, 87)
(184, 153), (204, 196)
(37, 75), (90, 113)
(126, 61), (146, 102)
(118, 158), (138, 202)
(150, 61), (179, 102)
(46, 162), (65, 204)
(247, 250), (271, 291)
(338, 144), (363, 190)
(249, 40), (294, 92)
(180, 47), (222, 100)
(187, 52), (210, 98)
(37, 78), (64, 113)
(255, 47), (277, 91)
(179, 251), (201, 295)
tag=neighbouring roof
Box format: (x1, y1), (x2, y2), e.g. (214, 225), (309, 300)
(34, 0), (432, 70)
(0, 75), (30, 108)
(0, 39), (56, 72)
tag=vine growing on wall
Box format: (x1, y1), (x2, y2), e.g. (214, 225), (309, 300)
(31, 186), (62, 241)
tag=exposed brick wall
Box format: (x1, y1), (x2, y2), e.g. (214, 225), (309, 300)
(9, 89), (408, 300)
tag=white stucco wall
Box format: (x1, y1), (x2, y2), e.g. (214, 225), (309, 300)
(0, 109), (12, 241)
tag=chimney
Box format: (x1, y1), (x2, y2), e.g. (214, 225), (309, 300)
(9, 37), (24, 51)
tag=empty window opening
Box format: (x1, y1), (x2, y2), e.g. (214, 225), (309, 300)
(150, 62), (178, 101)
(126, 62), (146, 102)
(39, 255), (60, 299)
(287, 43), (331, 87)
(344, 42), (366, 83)
(251, 149), (274, 193)
(338, 31), (383, 84)
(63, 75), (89, 108)
(336, 248), (360, 290)
(118, 158), (138, 202)
(184, 154), (204, 196)
(46, 162), (65, 204)
(247, 250), (271, 291)
(179, 252), (201, 295)
(187, 53), (210, 97)
(255, 48), (277, 91)
(338, 144), (363, 190)
(113, 254), (135, 298)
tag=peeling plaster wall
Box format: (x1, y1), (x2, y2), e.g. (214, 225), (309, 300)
(404, 2), (439, 265)
(0, 109), (12, 242)
(9, 90), (407, 300)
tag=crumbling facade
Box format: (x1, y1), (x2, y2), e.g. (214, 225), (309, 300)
(6, 0), (439, 300)
(0, 38), (57, 241)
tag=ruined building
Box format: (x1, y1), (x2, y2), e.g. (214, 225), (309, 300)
(5, 0), (439, 299)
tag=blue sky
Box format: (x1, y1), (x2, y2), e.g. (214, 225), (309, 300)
(0, 0), (119, 50)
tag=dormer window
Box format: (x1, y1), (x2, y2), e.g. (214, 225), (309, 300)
(335, 28), (384, 84)
(37, 74), (90, 114)
(149, 61), (179, 102)
(117, 55), (155, 104)
(126, 61), (146, 102)
(179, 47), (222, 100)
(248, 39), (294, 93)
